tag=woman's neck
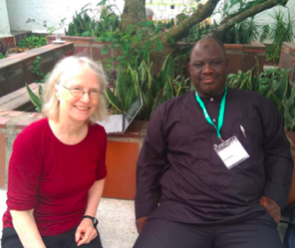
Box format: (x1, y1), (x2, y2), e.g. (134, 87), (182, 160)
(48, 119), (88, 145)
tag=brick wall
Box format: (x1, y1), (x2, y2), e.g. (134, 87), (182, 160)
(47, 36), (114, 64)
(0, 42), (74, 98)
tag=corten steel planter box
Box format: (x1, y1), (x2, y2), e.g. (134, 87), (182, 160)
(0, 42), (74, 98)
(279, 42), (295, 82)
(47, 35), (114, 64)
(104, 121), (147, 199)
(179, 41), (266, 75)
(0, 111), (147, 200)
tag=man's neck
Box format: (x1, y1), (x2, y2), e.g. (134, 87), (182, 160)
(196, 89), (226, 99)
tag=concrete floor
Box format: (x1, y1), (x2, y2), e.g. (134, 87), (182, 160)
(0, 189), (290, 247)
(0, 190), (138, 248)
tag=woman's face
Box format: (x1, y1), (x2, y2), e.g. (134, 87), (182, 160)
(57, 69), (101, 125)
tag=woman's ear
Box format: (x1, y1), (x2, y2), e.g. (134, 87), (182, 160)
(54, 84), (60, 100)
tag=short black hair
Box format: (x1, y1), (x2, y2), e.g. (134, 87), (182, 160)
(191, 38), (226, 58)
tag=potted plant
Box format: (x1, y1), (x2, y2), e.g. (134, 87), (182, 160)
(47, 2), (120, 63)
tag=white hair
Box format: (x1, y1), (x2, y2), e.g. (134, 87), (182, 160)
(42, 56), (108, 122)
(146, 8), (154, 19)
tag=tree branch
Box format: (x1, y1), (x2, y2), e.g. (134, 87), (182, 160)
(167, 0), (220, 42)
(207, 0), (289, 39)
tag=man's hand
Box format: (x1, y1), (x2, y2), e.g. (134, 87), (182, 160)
(136, 216), (148, 234)
(259, 196), (281, 225)
(75, 218), (98, 246)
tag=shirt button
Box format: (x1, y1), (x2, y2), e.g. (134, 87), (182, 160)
(213, 118), (216, 122)
(210, 98), (214, 102)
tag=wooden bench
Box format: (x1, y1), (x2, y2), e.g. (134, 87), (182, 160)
(0, 83), (39, 111)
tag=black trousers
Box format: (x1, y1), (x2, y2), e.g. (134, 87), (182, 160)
(1, 226), (103, 248)
(133, 213), (283, 248)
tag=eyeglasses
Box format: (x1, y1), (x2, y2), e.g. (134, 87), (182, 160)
(62, 85), (101, 100)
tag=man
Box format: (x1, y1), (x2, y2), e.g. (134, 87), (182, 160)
(133, 38), (293, 248)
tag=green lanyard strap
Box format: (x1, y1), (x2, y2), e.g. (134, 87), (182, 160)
(195, 87), (227, 139)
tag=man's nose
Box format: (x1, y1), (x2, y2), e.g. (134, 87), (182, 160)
(203, 63), (213, 74)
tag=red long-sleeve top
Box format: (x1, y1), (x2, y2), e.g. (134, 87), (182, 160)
(2, 118), (107, 236)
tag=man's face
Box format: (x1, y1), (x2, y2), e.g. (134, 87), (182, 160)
(189, 40), (228, 98)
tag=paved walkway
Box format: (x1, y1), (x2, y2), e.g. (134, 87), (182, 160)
(0, 189), (290, 247)
(0, 190), (137, 248)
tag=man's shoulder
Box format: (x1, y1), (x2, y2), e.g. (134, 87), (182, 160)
(150, 92), (192, 123)
(228, 88), (279, 114)
(156, 92), (193, 111)
(228, 87), (267, 102)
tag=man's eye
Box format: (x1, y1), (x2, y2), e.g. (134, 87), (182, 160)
(194, 64), (202, 67)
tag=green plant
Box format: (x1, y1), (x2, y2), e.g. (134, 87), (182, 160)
(183, 21), (217, 43)
(105, 54), (189, 120)
(155, 19), (176, 30)
(260, 25), (270, 42)
(32, 56), (45, 82)
(65, 2), (120, 37)
(0, 41), (11, 57)
(183, 15), (259, 44)
(0, 53), (4, 59)
(26, 83), (43, 112)
(47, 18), (67, 35)
(227, 66), (295, 131)
(98, 20), (171, 69)
(226, 17), (260, 44)
(266, 8), (295, 63)
(18, 35), (47, 49)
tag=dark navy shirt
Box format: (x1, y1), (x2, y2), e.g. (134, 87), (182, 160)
(135, 88), (293, 225)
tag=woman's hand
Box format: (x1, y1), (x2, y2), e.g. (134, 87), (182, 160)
(75, 218), (98, 246)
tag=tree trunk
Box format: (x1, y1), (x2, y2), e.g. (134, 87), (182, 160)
(120, 0), (146, 31)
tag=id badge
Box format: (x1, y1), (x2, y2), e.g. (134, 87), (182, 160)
(214, 136), (249, 169)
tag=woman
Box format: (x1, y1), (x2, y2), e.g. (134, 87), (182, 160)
(1, 56), (109, 248)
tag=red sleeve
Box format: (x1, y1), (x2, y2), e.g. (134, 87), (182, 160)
(7, 128), (43, 210)
(96, 126), (107, 180)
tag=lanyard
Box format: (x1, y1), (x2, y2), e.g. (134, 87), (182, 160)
(195, 87), (227, 139)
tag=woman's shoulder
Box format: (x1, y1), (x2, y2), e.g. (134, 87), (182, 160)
(87, 122), (107, 147)
(16, 118), (49, 142)
(89, 122), (107, 135)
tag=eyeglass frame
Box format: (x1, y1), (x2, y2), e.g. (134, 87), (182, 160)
(61, 85), (103, 100)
